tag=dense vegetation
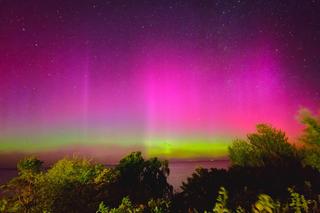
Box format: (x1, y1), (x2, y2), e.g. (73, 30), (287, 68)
(1, 108), (320, 212)
(0, 152), (172, 213)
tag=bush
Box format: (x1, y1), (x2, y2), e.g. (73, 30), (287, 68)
(96, 197), (171, 213)
(252, 194), (279, 213)
(211, 187), (231, 213)
(96, 197), (144, 213)
(203, 187), (319, 213)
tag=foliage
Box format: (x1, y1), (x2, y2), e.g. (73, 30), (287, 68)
(177, 187), (320, 213)
(0, 156), (120, 213)
(17, 156), (43, 175)
(2, 116), (320, 213)
(211, 187), (231, 213)
(0, 199), (8, 212)
(0, 156), (43, 212)
(116, 152), (172, 203)
(176, 123), (320, 212)
(96, 197), (144, 213)
(298, 108), (320, 146)
(96, 201), (109, 213)
(297, 108), (320, 171)
(0, 152), (173, 212)
(288, 188), (310, 213)
(205, 188), (319, 213)
(235, 206), (246, 213)
(252, 194), (279, 213)
(228, 139), (257, 167)
(177, 162), (320, 211)
(34, 156), (119, 212)
(174, 168), (229, 212)
(96, 197), (171, 213)
(301, 147), (320, 171)
(228, 124), (300, 167)
(147, 198), (171, 213)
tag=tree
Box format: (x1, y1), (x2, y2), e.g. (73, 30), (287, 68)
(228, 139), (257, 167)
(0, 156), (43, 212)
(116, 152), (172, 204)
(175, 123), (320, 212)
(17, 156), (43, 176)
(298, 108), (320, 146)
(173, 168), (229, 212)
(33, 156), (118, 213)
(228, 124), (299, 167)
(297, 108), (320, 171)
(0, 152), (173, 212)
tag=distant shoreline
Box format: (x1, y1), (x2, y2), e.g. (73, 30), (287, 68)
(0, 158), (230, 170)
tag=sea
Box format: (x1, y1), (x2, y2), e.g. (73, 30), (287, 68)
(0, 160), (229, 191)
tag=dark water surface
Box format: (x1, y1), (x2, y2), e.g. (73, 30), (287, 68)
(168, 160), (229, 190)
(0, 160), (229, 190)
(0, 168), (18, 185)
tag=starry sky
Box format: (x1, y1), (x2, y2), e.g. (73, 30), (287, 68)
(0, 0), (320, 163)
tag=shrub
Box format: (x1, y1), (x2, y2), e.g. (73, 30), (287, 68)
(147, 198), (171, 213)
(252, 194), (279, 213)
(288, 188), (310, 213)
(96, 197), (144, 213)
(211, 187), (231, 213)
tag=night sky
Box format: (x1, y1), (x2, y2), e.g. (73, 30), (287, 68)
(0, 0), (320, 162)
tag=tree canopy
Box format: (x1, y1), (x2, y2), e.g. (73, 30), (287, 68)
(228, 124), (299, 167)
(298, 108), (320, 146)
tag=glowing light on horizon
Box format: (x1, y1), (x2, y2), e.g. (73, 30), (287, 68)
(0, 0), (319, 161)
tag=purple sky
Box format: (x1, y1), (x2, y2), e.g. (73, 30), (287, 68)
(0, 0), (319, 163)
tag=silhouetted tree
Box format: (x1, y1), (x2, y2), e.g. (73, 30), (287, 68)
(0, 156), (43, 212)
(17, 156), (43, 175)
(116, 152), (173, 204)
(173, 163), (320, 212)
(298, 108), (320, 171)
(173, 124), (320, 212)
(228, 124), (300, 167)
(298, 108), (320, 146)
(172, 168), (229, 212)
